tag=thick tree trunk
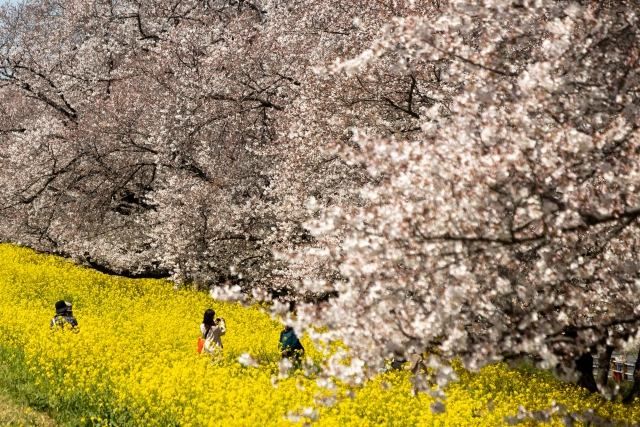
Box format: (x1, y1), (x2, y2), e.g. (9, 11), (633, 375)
(576, 352), (598, 393)
(83, 257), (172, 280)
(33, 245), (173, 280)
(597, 345), (614, 391)
(623, 353), (640, 403)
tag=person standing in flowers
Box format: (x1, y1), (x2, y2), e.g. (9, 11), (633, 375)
(200, 308), (226, 354)
(50, 300), (79, 332)
(279, 325), (304, 366)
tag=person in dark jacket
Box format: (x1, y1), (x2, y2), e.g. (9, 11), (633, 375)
(279, 325), (304, 365)
(50, 300), (79, 332)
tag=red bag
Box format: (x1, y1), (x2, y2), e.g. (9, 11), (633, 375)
(197, 337), (205, 354)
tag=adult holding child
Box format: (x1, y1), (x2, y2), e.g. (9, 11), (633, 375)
(198, 308), (226, 354)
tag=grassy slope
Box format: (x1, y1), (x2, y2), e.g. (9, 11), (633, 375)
(0, 392), (55, 426)
(1, 243), (640, 426)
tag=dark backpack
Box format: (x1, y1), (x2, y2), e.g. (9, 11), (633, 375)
(280, 328), (304, 353)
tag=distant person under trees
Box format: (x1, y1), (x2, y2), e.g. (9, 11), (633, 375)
(50, 300), (78, 332)
(612, 357), (624, 383)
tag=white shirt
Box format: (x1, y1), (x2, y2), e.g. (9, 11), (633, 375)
(200, 319), (226, 352)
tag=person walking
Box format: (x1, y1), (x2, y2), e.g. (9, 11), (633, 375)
(199, 308), (226, 354)
(612, 357), (623, 383)
(50, 300), (79, 332)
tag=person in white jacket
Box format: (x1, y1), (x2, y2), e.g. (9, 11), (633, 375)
(200, 308), (226, 353)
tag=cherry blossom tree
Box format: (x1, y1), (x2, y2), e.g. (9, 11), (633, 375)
(291, 0), (640, 398)
(0, 0), (297, 284)
(0, 0), (429, 292)
(2, 0), (640, 405)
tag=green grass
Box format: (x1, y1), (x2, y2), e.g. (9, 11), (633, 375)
(0, 391), (56, 426)
(0, 346), (56, 425)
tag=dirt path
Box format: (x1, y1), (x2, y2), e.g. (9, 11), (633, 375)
(0, 393), (55, 426)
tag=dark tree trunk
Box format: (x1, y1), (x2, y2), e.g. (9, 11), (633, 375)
(623, 354), (640, 403)
(576, 352), (598, 393)
(597, 345), (614, 391)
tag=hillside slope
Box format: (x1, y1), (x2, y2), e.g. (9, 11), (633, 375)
(0, 244), (639, 426)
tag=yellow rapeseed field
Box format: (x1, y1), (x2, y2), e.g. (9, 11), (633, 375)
(0, 243), (639, 426)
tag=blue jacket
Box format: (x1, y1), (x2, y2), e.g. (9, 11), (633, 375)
(279, 327), (304, 354)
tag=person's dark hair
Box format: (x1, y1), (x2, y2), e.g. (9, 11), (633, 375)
(55, 300), (72, 315)
(203, 309), (216, 327)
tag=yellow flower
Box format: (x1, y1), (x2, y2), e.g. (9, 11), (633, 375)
(0, 243), (638, 426)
